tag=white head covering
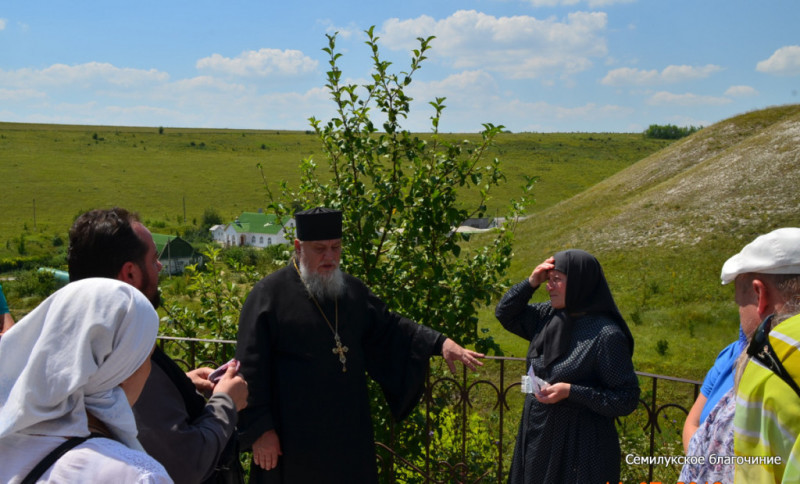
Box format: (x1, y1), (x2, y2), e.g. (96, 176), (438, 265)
(0, 278), (158, 450)
(720, 227), (800, 284)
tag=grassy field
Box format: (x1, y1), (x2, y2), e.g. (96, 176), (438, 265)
(0, 122), (672, 258)
(3, 105), (799, 384)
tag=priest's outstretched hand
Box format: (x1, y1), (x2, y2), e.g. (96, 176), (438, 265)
(441, 338), (484, 373)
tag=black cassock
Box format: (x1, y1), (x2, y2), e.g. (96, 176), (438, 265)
(496, 280), (640, 484)
(236, 263), (443, 484)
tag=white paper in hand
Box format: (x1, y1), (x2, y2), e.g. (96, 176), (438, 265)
(521, 363), (549, 394)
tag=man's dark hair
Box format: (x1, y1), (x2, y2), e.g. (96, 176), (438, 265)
(68, 208), (148, 281)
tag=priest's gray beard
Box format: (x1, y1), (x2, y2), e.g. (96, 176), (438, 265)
(299, 258), (346, 301)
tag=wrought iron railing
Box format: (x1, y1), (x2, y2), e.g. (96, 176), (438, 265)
(157, 337), (701, 483)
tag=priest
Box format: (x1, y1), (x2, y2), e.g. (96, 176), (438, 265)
(235, 207), (483, 483)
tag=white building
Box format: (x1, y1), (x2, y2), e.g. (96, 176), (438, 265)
(210, 212), (295, 248)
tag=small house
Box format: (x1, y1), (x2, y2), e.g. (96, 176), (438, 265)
(151, 233), (203, 275)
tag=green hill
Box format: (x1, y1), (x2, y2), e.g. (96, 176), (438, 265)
(2, 104), (799, 381)
(0, 123), (670, 258)
(485, 104), (800, 379)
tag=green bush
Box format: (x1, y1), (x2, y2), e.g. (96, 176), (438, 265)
(8, 270), (59, 299)
(643, 124), (701, 140)
(390, 406), (499, 483)
(160, 246), (261, 362)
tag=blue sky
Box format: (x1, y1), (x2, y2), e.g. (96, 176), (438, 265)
(2, 0), (799, 133)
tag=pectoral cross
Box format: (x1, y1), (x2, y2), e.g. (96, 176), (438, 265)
(332, 333), (349, 372)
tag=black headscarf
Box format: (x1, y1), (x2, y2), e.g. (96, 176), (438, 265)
(530, 249), (634, 368)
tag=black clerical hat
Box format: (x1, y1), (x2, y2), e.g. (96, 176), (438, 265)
(294, 207), (342, 241)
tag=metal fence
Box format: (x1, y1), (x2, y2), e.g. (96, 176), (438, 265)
(158, 336), (701, 483)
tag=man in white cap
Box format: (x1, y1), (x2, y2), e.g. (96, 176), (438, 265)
(722, 228), (800, 483)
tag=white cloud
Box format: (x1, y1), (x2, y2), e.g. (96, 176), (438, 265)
(379, 10), (608, 80)
(756, 45), (800, 76)
(724, 85), (758, 97)
(196, 48), (318, 78)
(412, 70), (498, 97)
(408, 78), (634, 132)
(586, 0), (636, 6)
(647, 91), (731, 106)
(601, 64), (722, 86)
(0, 88), (46, 101)
(317, 19), (361, 40)
(660, 64), (722, 82)
(665, 115), (710, 128)
(507, 101), (634, 132)
(524, 0), (581, 6)
(168, 76), (247, 94)
(601, 67), (658, 85)
(523, 0), (635, 6)
(0, 18), (7, 30)
(0, 63), (169, 88)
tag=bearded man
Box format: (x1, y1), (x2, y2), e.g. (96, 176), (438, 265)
(235, 207), (482, 484)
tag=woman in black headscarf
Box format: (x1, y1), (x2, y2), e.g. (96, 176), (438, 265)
(496, 249), (640, 483)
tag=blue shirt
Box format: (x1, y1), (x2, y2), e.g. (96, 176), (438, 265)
(0, 284), (9, 315)
(699, 327), (747, 423)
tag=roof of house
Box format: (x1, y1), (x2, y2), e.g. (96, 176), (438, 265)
(151, 233), (197, 258)
(230, 212), (292, 235)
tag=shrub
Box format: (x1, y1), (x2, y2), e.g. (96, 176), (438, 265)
(160, 246), (261, 362)
(265, 27), (534, 348)
(656, 339), (669, 356)
(643, 124), (701, 140)
(8, 269), (59, 299)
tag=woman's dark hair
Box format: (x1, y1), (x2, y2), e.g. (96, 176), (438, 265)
(67, 208), (148, 281)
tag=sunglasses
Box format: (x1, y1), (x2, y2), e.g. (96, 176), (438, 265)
(746, 314), (800, 399)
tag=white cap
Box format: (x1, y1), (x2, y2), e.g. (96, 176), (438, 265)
(721, 228), (800, 284)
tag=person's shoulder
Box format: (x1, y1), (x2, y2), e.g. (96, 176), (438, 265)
(713, 340), (742, 362)
(76, 438), (172, 481)
(769, 314), (800, 370)
(582, 314), (626, 338)
(342, 270), (364, 287)
(773, 313), (800, 338)
(333, 270), (367, 298)
(578, 312), (617, 327)
(251, 264), (295, 290)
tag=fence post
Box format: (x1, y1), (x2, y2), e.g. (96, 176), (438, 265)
(649, 376), (658, 482)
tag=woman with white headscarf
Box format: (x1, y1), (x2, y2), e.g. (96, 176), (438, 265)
(0, 278), (172, 483)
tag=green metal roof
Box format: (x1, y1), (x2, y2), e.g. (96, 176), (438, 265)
(150, 233), (197, 258)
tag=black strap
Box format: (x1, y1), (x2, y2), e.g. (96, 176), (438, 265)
(747, 314), (800, 400)
(21, 435), (97, 484)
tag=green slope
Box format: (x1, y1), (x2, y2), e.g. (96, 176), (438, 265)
(483, 104), (800, 379)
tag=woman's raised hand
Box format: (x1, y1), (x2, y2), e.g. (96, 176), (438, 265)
(528, 257), (555, 288)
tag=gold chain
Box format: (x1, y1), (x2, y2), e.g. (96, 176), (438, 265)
(293, 258), (349, 372)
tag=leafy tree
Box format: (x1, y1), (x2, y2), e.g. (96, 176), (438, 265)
(643, 123), (701, 140)
(201, 208), (223, 229)
(263, 27), (534, 351)
(160, 246), (260, 365)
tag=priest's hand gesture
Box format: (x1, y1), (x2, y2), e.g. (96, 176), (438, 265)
(442, 338), (484, 373)
(253, 429), (282, 471)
